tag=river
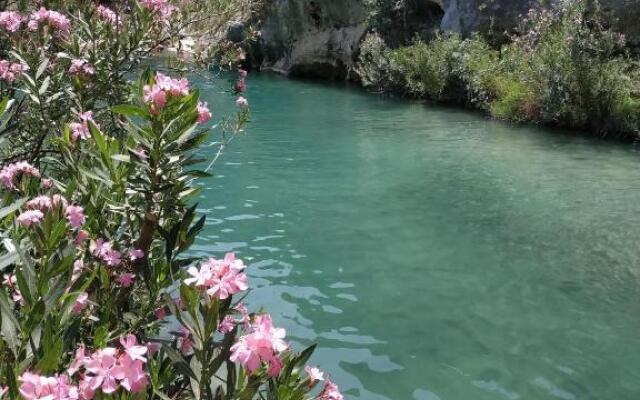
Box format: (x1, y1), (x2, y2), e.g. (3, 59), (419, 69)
(192, 72), (640, 400)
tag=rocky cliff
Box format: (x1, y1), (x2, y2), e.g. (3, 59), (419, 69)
(253, 0), (640, 79)
(256, 0), (368, 79)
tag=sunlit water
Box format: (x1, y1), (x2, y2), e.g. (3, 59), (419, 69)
(193, 72), (640, 400)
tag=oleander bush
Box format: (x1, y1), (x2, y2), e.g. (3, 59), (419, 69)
(356, 0), (640, 138)
(0, 1), (343, 400)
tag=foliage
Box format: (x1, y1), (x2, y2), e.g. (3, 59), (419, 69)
(356, 0), (640, 138)
(0, 2), (342, 400)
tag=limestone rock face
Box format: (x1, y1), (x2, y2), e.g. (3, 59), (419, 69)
(255, 0), (640, 78)
(440, 0), (538, 37)
(257, 0), (368, 79)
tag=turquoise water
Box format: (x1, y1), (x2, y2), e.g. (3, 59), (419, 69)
(194, 73), (640, 400)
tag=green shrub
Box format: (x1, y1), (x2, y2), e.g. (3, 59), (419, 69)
(356, 0), (640, 138)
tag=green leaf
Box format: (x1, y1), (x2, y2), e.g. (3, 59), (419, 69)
(0, 198), (27, 219)
(111, 154), (131, 163)
(111, 104), (149, 118)
(0, 251), (19, 272)
(0, 289), (20, 357)
(35, 58), (49, 79)
(161, 344), (199, 381)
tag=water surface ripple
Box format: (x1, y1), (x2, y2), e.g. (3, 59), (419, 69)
(194, 73), (640, 400)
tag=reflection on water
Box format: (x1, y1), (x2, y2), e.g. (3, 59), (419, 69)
(192, 72), (640, 400)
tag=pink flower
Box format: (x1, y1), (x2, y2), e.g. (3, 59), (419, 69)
(154, 307), (167, 320)
(129, 249), (144, 261)
(17, 210), (44, 227)
(230, 314), (288, 375)
(91, 239), (121, 267)
(236, 96), (249, 110)
(0, 11), (23, 32)
(26, 195), (52, 210)
(156, 72), (189, 96)
(72, 292), (89, 314)
(96, 5), (121, 26)
(29, 8), (71, 36)
(142, 84), (167, 111)
(120, 335), (148, 362)
(0, 60), (27, 84)
(84, 347), (120, 394)
(2, 274), (23, 305)
(69, 343), (150, 396)
(66, 205), (86, 228)
(103, 250), (121, 267)
(184, 253), (248, 300)
(51, 194), (69, 209)
(69, 59), (95, 77)
(235, 78), (246, 93)
(319, 378), (344, 400)
(177, 327), (193, 355)
(74, 230), (89, 247)
(0, 160), (40, 190)
(218, 315), (235, 334)
(131, 147), (147, 159)
(143, 73), (190, 112)
(267, 356), (283, 377)
(197, 102), (212, 123)
(70, 111), (98, 141)
(117, 273), (136, 288)
(71, 259), (84, 281)
(146, 342), (161, 356)
(0, 385), (7, 398)
(19, 372), (79, 400)
(114, 355), (148, 393)
(238, 69), (248, 78)
(305, 366), (325, 383)
(140, 0), (175, 19)
(41, 178), (53, 189)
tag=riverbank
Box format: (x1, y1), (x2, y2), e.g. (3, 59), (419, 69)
(247, 0), (640, 140)
(355, 1), (640, 140)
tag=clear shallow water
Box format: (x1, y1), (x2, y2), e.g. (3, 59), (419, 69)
(194, 73), (640, 400)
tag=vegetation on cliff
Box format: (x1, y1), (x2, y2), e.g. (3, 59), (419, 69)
(357, 0), (640, 138)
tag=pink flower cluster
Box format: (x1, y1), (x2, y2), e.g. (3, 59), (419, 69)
(184, 252), (248, 300)
(26, 194), (68, 211)
(0, 161), (40, 190)
(0, 11), (22, 32)
(319, 379), (344, 400)
(90, 239), (122, 267)
(70, 111), (99, 142)
(139, 0), (175, 19)
(143, 72), (189, 113)
(17, 210), (44, 227)
(18, 194), (84, 229)
(230, 314), (288, 376)
(28, 7), (71, 36)
(236, 96), (249, 111)
(96, 5), (121, 27)
(69, 59), (95, 77)
(234, 69), (247, 93)
(0, 60), (28, 84)
(19, 373), (79, 400)
(19, 336), (149, 400)
(197, 102), (212, 124)
(2, 273), (23, 304)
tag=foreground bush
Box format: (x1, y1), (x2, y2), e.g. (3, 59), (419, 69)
(0, 2), (343, 400)
(356, 0), (640, 138)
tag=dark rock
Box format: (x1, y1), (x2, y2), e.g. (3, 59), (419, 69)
(227, 21), (246, 43)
